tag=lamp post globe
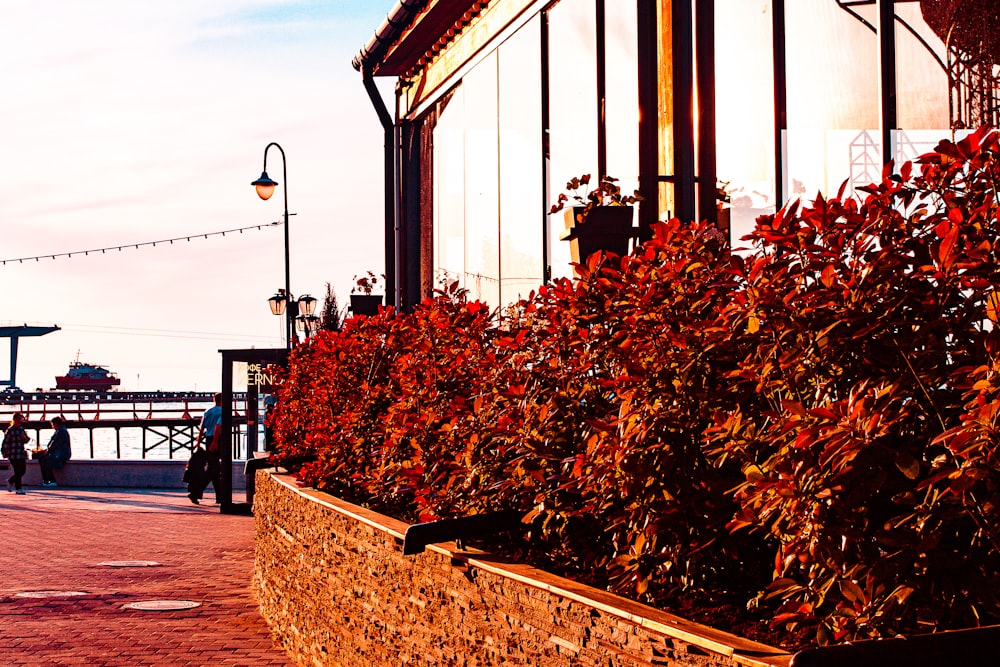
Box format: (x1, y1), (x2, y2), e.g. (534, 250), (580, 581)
(297, 294), (317, 317)
(267, 291), (287, 316)
(252, 172), (278, 201)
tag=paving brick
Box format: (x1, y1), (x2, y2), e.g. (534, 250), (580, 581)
(0, 487), (291, 666)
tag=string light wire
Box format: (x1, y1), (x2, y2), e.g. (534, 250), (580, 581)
(0, 221), (283, 265)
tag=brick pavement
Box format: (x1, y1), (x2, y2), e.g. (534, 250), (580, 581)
(0, 487), (293, 666)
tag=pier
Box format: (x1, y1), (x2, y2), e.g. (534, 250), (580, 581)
(0, 391), (261, 459)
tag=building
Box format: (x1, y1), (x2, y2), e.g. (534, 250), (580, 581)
(354, 0), (1000, 310)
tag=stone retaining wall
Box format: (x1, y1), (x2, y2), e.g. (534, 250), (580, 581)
(253, 472), (792, 667)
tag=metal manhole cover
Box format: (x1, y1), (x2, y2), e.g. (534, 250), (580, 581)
(16, 590), (89, 599)
(124, 600), (201, 611)
(99, 560), (162, 567)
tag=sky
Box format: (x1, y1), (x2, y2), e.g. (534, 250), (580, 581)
(0, 0), (394, 392)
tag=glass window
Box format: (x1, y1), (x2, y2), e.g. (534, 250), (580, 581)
(547, 0), (598, 280)
(783, 0), (879, 200)
(893, 2), (952, 165)
(433, 87), (466, 288)
(498, 17), (544, 304)
(605, 0), (640, 201)
(463, 51), (501, 305)
(714, 0), (776, 244)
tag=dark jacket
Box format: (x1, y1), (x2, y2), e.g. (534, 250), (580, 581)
(44, 425), (72, 469)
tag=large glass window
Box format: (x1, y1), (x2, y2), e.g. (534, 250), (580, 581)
(498, 18), (544, 304)
(893, 2), (951, 163)
(434, 87), (466, 288)
(426, 0), (965, 309)
(605, 0), (640, 203)
(432, 21), (546, 307)
(783, 0), (879, 202)
(715, 0), (775, 244)
(547, 0), (598, 280)
(463, 51), (501, 305)
(894, 2), (948, 132)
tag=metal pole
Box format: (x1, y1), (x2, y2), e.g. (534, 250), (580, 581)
(262, 142), (293, 351)
(220, 354), (233, 510)
(673, 0), (696, 224)
(878, 0), (897, 165)
(362, 69), (396, 310)
(8, 336), (18, 389)
(696, 0), (717, 225)
(636, 0), (658, 237)
(596, 0), (607, 179)
(772, 0), (787, 209)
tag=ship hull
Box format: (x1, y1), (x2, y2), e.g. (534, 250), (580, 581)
(55, 376), (121, 391)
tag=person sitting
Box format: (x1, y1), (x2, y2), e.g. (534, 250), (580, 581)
(36, 417), (72, 487)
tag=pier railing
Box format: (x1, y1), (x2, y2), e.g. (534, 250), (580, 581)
(0, 392), (263, 460)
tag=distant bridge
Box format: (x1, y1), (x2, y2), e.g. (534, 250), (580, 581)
(0, 391), (261, 460)
(0, 390), (220, 404)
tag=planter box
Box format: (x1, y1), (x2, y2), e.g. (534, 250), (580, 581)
(253, 470), (1000, 667)
(349, 294), (382, 316)
(253, 472), (1000, 666)
(559, 205), (638, 264)
(252, 471), (791, 667)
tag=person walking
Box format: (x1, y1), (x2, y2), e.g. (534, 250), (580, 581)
(2, 413), (30, 495)
(36, 416), (72, 487)
(188, 393), (223, 505)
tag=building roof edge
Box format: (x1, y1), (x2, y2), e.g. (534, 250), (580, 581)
(351, 0), (430, 74)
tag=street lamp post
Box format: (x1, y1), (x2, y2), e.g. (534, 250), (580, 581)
(252, 142), (292, 350)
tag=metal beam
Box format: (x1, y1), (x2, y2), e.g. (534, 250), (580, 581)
(596, 0), (607, 178)
(363, 70), (398, 310)
(878, 0), (897, 165)
(636, 0), (659, 236)
(772, 0), (787, 208)
(696, 0), (717, 224)
(0, 325), (60, 389)
(672, 0), (696, 224)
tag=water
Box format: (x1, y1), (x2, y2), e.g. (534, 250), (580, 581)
(56, 424), (264, 461)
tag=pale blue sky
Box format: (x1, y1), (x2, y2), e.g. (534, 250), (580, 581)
(0, 0), (395, 391)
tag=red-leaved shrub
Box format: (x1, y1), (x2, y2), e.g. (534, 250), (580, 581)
(269, 127), (1000, 646)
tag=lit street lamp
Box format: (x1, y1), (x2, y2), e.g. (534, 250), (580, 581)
(252, 142), (292, 350)
(266, 289), (318, 347)
(296, 314), (320, 339)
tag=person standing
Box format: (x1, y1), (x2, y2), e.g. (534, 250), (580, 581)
(188, 393), (223, 505)
(2, 413), (30, 495)
(37, 416), (72, 487)
(263, 394), (277, 452)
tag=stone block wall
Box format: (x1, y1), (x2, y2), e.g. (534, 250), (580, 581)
(253, 472), (792, 667)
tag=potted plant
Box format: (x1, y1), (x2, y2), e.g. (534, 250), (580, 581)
(550, 174), (642, 264)
(350, 271), (384, 316)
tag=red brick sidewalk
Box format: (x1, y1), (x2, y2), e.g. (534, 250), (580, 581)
(0, 487), (292, 666)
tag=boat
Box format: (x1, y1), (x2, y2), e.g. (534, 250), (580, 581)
(55, 356), (121, 391)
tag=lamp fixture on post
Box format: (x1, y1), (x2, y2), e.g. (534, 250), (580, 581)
(265, 290), (320, 346)
(296, 314), (320, 339)
(267, 290), (287, 316)
(294, 294), (317, 339)
(252, 142), (292, 350)
(297, 294), (317, 317)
